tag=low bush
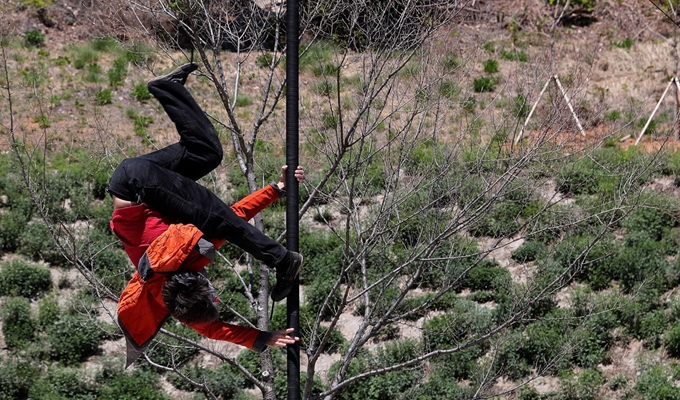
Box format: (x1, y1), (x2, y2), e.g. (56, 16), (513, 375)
(614, 231), (670, 293)
(0, 258), (52, 299)
(0, 357), (40, 400)
(472, 76), (496, 92)
(95, 87), (112, 105)
(468, 200), (522, 238)
(96, 364), (168, 400)
(131, 82), (152, 102)
(635, 365), (680, 399)
(466, 261), (512, 299)
(138, 322), (200, 369)
(511, 240), (546, 263)
(1, 297), (36, 349)
(482, 59), (499, 73)
(18, 220), (61, 265)
(305, 277), (341, 321)
(28, 366), (97, 399)
(107, 57), (127, 87)
(167, 363), (244, 399)
(25, 30), (45, 47)
(665, 325), (680, 358)
(623, 193), (679, 241)
(331, 339), (423, 400)
(45, 314), (102, 365)
(298, 230), (343, 285)
(560, 369), (605, 400)
(0, 207), (32, 252)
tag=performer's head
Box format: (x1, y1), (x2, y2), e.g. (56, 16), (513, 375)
(162, 271), (220, 323)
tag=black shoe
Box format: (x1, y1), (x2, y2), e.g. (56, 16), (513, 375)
(148, 62), (198, 86)
(270, 252), (303, 302)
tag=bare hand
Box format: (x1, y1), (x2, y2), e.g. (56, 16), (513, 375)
(266, 328), (300, 347)
(278, 165), (305, 190)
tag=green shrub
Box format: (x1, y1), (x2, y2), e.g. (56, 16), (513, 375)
(439, 80), (459, 99)
(138, 322), (200, 369)
(512, 93), (529, 118)
(131, 82), (151, 102)
(124, 42), (155, 67)
(423, 300), (492, 351)
(560, 369), (604, 400)
(1, 297), (36, 349)
(331, 339), (423, 400)
(553, 234), (619, 291)
(84, 63), (102, 82)
(468, 200), (522, 238)
(612, 37), (635, 49)
(500, 49), (529, 62)
(617, 287), (664, 340)
(411, 367), (473, 399)
(441, 53), (462, 72)
(95, 87), (112, 105)
(17, 220), (61, 265)
(44, 313), (101, 365)
(473, 76), (496, 92)
(511, 240), (546, 263)
(21, 66), (48, 87)
(256, 53), (274, 67)
(96, 365), (168, 400)
(167, 363), (244, 399)
(298, 230), (344, 285)
(0, 209), (32, 253)
(107, 57), (128, 87)
(415, 236), (478, 290)
(312, 80), (335, 96)
(24, 30), (45, 47)
(28, 366), (97, 399)
(466, 262), (511, 292)
(72, 45), (99, 69)
(623, 193), (679, 241)
(37, 294), (60, 330)
(496, 329), (533, 380)
(86, 242), (131, 294)
(482, 59), (499, 73)
(635, 365), (680, 399)
(0, 259), (52, 299)
(312, 63), (340, 77)
(235, 93), (253, 107)
(665, 325), (680, 358)
(520, 314), (570, 373)
(614, 232), (670, 293)
(305, 277), (341, 321)
(0, 357), (40, 400)
(460, 95), (476, 112)
(90, 36), (118, 52)
(33, 112), (50, 128)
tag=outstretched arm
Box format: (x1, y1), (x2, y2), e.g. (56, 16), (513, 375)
(230, 165), (305, 220)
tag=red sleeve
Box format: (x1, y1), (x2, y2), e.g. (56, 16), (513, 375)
(187, 320), (266, 350)
(230, 185), (279, 220)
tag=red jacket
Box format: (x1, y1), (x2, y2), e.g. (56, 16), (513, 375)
(112, 185), (280, 367)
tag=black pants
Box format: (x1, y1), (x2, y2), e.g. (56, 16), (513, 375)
(108, 79), (287, 267)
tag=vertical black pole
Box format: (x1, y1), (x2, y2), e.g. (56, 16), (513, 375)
(285, 0), (301, 399)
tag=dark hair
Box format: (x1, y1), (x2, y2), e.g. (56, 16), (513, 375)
(162, 271), (219, 324)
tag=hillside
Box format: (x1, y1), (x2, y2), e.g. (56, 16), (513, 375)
(4, 1), (680, 400)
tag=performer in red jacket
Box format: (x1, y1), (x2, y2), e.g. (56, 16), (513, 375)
(108, 63), (303, 366)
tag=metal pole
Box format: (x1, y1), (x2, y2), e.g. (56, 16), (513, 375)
(553, 75), (586, 137)
(636, 77), (675, 146)
(285, 0), (301, 398)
